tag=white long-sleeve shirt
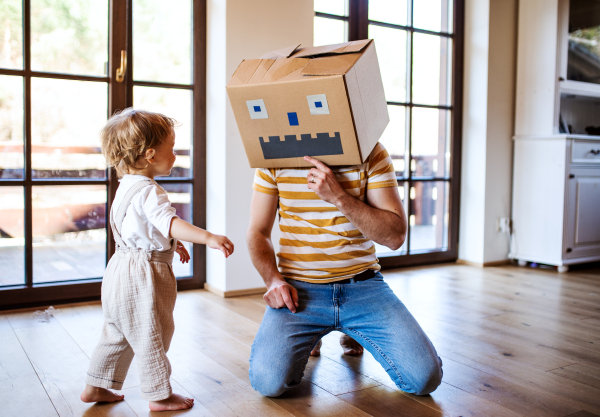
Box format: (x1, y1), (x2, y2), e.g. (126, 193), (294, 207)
(112, 175), (178, 251)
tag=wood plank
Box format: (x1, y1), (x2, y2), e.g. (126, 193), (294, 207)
(410, 382), (523, 417)
(121, 379), (215, 417)
(565, 412), (600, 417)
(440, 357), (580, 417)
(195, 290), (265, 324)
(548, 363), (600, 390)
(430, 333), (600, 415)
(6, 313), (138, 417)
(338, 384), (444, 417)
(0, 315), (58, 417)
(271, 380), (374, 417)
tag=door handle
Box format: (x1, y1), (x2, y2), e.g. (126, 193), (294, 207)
(116, 50), (127, 83)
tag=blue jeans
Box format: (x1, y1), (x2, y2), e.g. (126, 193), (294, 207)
(249, 273), (443, 397)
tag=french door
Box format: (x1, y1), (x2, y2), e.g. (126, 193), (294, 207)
(0, 0), (206, 309)
(315, 0), (464, 268)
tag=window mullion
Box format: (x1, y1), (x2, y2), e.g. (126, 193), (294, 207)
(23, 0), (33, 287)
(107, 0), (130, 263)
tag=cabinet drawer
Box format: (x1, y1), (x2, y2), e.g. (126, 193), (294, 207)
(572, 140), (600, 165)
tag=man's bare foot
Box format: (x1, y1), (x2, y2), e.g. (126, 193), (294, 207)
(80, 384), (124, 403)
(340, 334), (364, 355)
(310, 339), (322, 356)
(149, 393), (194, 411)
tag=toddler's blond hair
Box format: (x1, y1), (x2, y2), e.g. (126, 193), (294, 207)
(101, 108), (178, 178)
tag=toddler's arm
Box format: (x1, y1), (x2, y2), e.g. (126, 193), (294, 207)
(170, 218), (234, 258)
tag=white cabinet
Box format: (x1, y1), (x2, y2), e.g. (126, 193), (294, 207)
(512, 136), (600, 271)
(512, 0), (600, 272)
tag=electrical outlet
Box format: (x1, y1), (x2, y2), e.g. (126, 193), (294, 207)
(498, 217), (511, 233)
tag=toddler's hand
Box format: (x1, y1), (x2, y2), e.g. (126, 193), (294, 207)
(207, 234), (234, 258)
(176, 241), (190, 263)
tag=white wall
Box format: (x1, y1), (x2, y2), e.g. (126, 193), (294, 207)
(459, 0), (518, 264)
(206, 0), (314, 292)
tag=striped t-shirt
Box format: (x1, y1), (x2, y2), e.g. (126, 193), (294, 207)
(253, 142), (398, 283)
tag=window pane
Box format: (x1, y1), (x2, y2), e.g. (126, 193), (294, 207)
(133, 86), (192, 178)
(379, 105), (407, 176)
(0, 75), (24, 179)
(368, 0), (408, 26)
(0, 0), (23, 69)
(162, 183), (192, 277)
(314, 16), (347, 47)
(314, 0), (348, 16)
(375, 182), (408, 256)
(413, 0), (452, 33)
(133, 0), (192, 84)
(31, 78), (107, 178)
(31, 0), (108, 76)
(412, 33), (451, 106)
(33, 185), (106, 283)
(409, 181), (449, 252)
(369, 25), (407, 103)
(411, 108), (449, 177)
(0, 186), (24, 286)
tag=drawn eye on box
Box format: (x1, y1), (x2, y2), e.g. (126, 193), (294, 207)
(246, 99), (268, 119)
(306, 94), (330, 115)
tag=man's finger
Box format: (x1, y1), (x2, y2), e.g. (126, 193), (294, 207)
(304, 155), (330, 172)
(273, 291), (285, 308)
(291, 286), (299, 307)
(281, 288), (296, 313)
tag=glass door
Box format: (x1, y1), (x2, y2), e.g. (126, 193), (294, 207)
(0, 0), (205, 308)
(313, 0), (463, 268)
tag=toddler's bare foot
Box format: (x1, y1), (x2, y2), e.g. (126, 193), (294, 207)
(310, 339), (322, 356)
(340, 334), (364, 355)
(149, 393), (194, 411)
(80, 384), (124, 403)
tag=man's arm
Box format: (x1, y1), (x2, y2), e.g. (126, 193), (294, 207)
(246, 190), (299, 312)
(305, 156), (407, 250)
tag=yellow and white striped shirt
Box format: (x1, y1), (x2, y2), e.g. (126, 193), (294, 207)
(253, 142), (398, 283)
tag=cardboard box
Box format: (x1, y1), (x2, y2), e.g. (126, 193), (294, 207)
(226, 39), (389, 168)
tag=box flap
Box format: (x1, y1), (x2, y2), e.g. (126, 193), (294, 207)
(291, 39), (372, 59)
(301, 54), (362, 76)
(228, 58), (311, 87)
(260, 43), (301, 60)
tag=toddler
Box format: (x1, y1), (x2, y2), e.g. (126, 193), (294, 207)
(80, 108), (233, 411)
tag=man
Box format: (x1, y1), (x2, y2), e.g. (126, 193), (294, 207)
(246, 143), (442, 397)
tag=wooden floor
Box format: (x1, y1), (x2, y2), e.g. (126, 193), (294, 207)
(1, 263), (600, 417)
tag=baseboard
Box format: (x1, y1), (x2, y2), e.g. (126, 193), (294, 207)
(456, 259), (511, 267)
(204, 283), (267, 298)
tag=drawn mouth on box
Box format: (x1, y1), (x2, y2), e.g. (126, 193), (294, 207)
(259, 132), (344, 159)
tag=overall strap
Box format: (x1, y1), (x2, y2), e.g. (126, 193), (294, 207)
(110, 178), (154, 248)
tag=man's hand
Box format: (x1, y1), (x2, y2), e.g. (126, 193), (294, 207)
(264, 279), (299, 313)
(207, 234), (234, 258)
(175, 241), (190, 263)
(304, 155), (349, 206)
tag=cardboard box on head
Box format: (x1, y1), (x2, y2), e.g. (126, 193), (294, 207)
(226, 39), (389, 168)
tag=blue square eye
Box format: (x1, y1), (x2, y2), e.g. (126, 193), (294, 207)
(254, 106), (261, 112)
(287, 112), (299, 126)
(315, 101), (323, 108)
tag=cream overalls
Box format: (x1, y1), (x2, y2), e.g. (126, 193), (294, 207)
(86, 179), (178, 401)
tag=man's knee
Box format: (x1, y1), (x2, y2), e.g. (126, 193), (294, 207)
(249, 365), (289, 397)
(410, 358), (443, 396)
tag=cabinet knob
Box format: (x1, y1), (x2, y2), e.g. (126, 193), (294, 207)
(590, 149), (600, 155)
